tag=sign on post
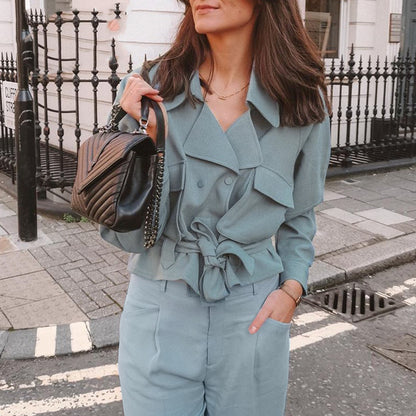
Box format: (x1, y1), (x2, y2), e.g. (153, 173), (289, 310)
(1, 81), (18, 129)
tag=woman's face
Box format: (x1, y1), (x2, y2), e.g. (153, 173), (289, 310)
(189, 0), (259, 35)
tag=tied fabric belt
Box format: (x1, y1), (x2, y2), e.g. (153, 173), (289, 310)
(160, 217), (273, 302)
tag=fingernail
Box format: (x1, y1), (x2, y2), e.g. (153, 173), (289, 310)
(249, 325), (257, 334)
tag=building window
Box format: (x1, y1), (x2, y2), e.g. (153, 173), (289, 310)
(43, 0), (72, 16)
(305, 0), (341, 59)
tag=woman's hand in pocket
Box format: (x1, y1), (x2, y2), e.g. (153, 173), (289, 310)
(248, 289), (296, 334)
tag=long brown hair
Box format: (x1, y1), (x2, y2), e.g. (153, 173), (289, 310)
(144, 0), (331, 127)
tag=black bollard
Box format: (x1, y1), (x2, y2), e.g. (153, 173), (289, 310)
(14, 0), (37, 242)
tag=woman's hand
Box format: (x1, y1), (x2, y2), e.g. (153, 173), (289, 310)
(248, 280), (302, 334)
(119, 73), (166, 144)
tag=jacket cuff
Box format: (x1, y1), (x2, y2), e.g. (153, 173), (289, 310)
(279, 260), (311, 296)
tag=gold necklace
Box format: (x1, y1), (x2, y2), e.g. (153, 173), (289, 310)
(202, 79), (250, 100)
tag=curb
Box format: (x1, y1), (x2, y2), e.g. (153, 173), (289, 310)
(1, 233), (416, 360)
(0, 315), (120, 360)
(308, 232), (416, 292)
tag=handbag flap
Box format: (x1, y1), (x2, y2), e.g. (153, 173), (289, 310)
(77, 130), (156, 193)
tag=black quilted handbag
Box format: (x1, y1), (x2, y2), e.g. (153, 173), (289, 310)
(71, 97), (166, 248)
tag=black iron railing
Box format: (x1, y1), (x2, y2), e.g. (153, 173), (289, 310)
(28, 5), (128, 195)
(0, 53), (17, 182)
(328, 45), (416, 171)
(1, 7), (416, 200)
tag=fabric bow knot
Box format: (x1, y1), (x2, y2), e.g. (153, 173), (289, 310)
(189, 218), (255, 302)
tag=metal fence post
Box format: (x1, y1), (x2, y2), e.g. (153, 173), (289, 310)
(15, 0), (37, 241)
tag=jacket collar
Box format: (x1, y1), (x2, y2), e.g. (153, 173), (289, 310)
(163, 66), (280, 128)
(246, 67), (280, 128)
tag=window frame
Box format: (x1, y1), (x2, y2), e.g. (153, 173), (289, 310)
(302, 0), (350, 64)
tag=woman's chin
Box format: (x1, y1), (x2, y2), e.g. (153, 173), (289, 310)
(194, 21), (225, 35)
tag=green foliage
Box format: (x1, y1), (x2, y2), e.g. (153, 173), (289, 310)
(63, 213), (77, 223)
(62, 213), (90, 223)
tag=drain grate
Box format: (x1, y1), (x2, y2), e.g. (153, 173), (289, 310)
(304, 283), (407, 322)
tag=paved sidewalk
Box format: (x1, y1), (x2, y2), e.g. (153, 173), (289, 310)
(1, 166), (416, 359)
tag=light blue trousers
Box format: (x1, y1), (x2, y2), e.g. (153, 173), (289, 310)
(118, 273), (291, 416)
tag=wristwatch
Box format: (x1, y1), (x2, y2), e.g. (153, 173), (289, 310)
(278, 284), (302, 306)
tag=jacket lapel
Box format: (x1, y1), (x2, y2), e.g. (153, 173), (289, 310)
(225, 110), (263, 169)
(184, 103), (240, 174)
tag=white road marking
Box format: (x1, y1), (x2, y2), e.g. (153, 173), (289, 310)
(0, 387), (122, 415)
(0, 379), (13, 391)
(34, 326), (57, 358)
(3, 364), (119, 392)
(36, 364), (119, 386)
(404, 296), (416, 305)
(384, 285), (409, 296)
(404, 277), (416, 287)
(292, 310), (330, 326)
(70, 321), (92, 353)
(290, 322), (356, 351)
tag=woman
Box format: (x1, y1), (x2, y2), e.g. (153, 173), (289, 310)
(100, 0), (331, 415)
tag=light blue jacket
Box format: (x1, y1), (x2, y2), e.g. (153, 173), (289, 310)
(100, 64), (331, 302)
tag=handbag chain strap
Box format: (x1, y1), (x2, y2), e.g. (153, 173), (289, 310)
(143, 97), (166, 248)
(143, 151), (165, 248)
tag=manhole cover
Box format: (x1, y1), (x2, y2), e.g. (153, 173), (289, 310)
(304, 283), (407, 322)
(368, 333), (416, 373)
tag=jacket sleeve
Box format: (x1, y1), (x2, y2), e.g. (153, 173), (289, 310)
(99, 70), (170, 253)
(275, 111), (331, 295)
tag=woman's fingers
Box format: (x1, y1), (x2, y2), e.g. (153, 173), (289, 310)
(248, 305), (272, 334)
(115, 73), (167, 144)
(119, 74), (163, 120)
(248, 290), (295, 334)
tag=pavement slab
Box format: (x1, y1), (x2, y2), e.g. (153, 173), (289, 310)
(328, 186), (387, 202)
(324, 197), (377, 213)
(320, 208), (366, 224)
(355, 208), (413, 225)
(393, 220), (416, 233)
(0, 270), (65, 301)
(354, 219), (405, 239)
(3, 294), (87, 330)
(0, 237), (18, 253)
(368, 197), (416, 214)
(0, 251), (43, 280)
(0, 310), (11, 330)
(323, 190), (346, 201)
(314, 214), (375, 257)
(0, 216), (19, 234)
(0, 204), (15, 218)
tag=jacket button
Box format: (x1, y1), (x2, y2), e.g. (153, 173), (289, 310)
(224, 177), (233, 185)
(197, 180), (204, 188)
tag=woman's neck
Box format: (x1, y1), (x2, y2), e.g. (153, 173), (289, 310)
(200, 30), (254, 89)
